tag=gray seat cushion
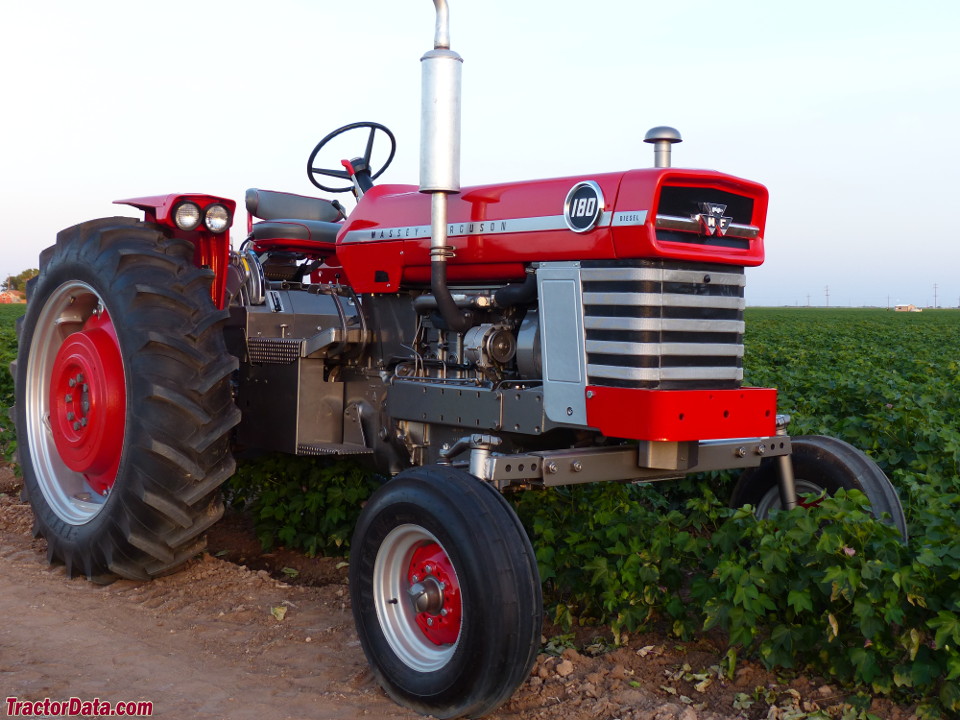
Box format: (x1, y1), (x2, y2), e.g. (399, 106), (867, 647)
(246, 188), (343, 222)
(251, 219), (340, 245)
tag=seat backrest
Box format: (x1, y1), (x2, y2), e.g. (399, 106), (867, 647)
(245, 188), (343, 222)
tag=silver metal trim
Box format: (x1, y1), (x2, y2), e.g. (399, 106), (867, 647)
(580, 266), (745, 287)
(611, 210), (648, 226)
(341, 212), (614, 244)
(582, 291), (746, 310)
(655, 214), (759, 240)
(585, 340), (744, 357)
(583, 316), (745, 333)
(585, 365), (744, 382)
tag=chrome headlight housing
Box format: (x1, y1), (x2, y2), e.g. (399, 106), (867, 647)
(203, 204), (232, 234)
(173, 201), (202, 231)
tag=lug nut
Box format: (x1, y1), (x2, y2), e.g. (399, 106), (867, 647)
(65, 394), (73, 402)
(66, 412), (75, 421)
(73, 422), (81, 431)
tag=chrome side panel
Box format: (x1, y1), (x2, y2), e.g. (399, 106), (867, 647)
(536, 263), (588, 427)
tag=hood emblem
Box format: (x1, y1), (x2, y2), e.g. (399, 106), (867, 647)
(564, 181), (605, 233)
(696, 202), (731, 237)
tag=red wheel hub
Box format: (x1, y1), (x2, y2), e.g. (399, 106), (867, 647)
(408, 542), (462, 645)
(49, 310), (126, 495)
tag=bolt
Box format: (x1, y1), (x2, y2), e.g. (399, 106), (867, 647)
(757, 444), (766, 456)
(80, 418), (88, 427)
(441, 608), (448, 616)
(412, 575), (420, 583)
(68, 378), (76, 388)
(427, 617), (434, 626)
(571, 461), (583, 473)
(586, 390), (594, 399)
(66, 412), (75, 421)
(64, 394), (73, 403)
(73, 422), (80, 431)
(736, 447), (747, 458)
(424, 565), (432, 574)
(545, 461), (558, 474)
(566, 406), (573, 416)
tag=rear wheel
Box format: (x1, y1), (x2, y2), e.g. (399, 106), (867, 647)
(731, 435), (907, 540)
(350, 465), (542, 719)
(14, 217), (241, 581)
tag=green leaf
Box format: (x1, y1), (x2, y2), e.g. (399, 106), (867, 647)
(787, 589), (813, 614)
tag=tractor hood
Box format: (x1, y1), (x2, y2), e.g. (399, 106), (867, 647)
(335, 167), (768, 293)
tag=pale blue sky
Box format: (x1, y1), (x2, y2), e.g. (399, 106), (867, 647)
(2, 0), (958, 306)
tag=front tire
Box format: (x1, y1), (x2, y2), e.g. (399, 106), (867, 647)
(14, 217), (241, 581)
(731, 435), (908, 540)
(350, 465), (542, 719)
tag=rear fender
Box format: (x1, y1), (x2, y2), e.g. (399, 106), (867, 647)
(116, 194), (237, 309)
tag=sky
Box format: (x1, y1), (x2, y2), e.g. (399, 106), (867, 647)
(2, 0), (958, 307)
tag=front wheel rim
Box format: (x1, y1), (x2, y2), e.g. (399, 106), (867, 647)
(25, 280), (127, 524)
(755, 478), (826, 518)
(372, 524), (462, 672)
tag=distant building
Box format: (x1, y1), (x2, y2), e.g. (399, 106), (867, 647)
(894, 304), (922, 313)
(0, 291), (24, 304)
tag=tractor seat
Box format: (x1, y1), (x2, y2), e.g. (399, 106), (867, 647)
(246, 188), (344, 252)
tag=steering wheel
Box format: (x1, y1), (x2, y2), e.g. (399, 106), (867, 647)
(307, 122), (397, 193)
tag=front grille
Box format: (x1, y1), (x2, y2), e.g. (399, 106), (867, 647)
(580, 259), (745, 390)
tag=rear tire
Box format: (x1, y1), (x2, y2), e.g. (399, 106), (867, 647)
(731, 435), (907, 540)
(14, 217), (241, 581)
(350, 465), (542, 718)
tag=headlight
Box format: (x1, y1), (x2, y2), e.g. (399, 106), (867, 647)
(203, 204), (232, 233)
(173, 202), (202, 231)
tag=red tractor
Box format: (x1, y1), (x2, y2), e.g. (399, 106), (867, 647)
(12, 2), (905, 717)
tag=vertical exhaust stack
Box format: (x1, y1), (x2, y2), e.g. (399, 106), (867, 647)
(421, 0), (473, 333)
(643, 126), (682, 168)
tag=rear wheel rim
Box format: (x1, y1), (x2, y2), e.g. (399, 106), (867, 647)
(25, 280), (127, 524)
(372, 524), (462, 672)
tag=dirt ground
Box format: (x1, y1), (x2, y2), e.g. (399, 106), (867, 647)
(0, 466), (919, 720)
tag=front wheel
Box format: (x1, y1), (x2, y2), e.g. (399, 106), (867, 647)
(731, 435), (908, 540)
(350, 465), (542, 719)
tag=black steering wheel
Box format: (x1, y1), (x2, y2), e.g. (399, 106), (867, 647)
(307, 122), (397, 193)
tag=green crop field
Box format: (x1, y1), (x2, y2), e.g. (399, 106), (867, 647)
(2, 305), (958, 714)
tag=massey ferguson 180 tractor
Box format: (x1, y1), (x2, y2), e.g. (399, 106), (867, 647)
(12, 2), (906, 717)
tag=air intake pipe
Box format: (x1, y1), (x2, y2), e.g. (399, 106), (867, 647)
(421, 0), (473, 333)
(643, 126), (682, 168)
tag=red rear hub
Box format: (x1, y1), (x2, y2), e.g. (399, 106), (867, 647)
(407, 542), (462, 645)
(49, 310), (126, 495)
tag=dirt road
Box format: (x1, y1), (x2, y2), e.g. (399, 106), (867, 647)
(0, 472), (914, 720)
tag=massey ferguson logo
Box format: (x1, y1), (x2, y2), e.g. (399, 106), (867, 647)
(564, 181), (605, 233)
(696, 201), (732, 237)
